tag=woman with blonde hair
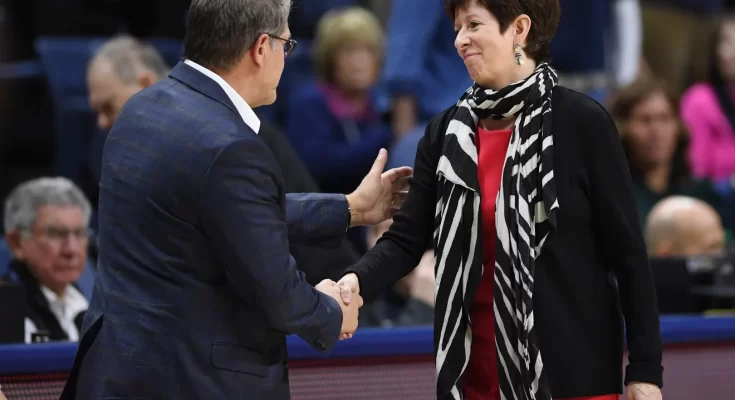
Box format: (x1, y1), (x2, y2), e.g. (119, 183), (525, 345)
(286, 7), (392, 198)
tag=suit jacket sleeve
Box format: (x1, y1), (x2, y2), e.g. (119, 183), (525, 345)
(343, 111), (447, 301)
(198, 136), (343, 353)
(285, 193), (349, 248)
(582, 103), (663, 387)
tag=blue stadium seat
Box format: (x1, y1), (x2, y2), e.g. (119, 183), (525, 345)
(33, 36), (183, 186)
(0, 239), (11, 277)
(0, 237), (96, 300)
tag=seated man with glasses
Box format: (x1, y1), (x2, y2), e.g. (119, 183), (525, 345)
(2, 177), (92, 343)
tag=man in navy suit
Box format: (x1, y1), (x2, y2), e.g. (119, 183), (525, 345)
(60, 0), (411, 398)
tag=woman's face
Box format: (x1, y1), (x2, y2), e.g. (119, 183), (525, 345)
(453, 2), (521, 89)
(333, 44), (380, 93)
(625, 92), (679, 168)
(717, 20), (735, 83)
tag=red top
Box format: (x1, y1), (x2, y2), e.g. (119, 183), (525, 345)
(464, 128), (619, 400)
(464, 128), (510, 400)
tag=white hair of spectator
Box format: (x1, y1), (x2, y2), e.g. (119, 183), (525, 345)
(91, 35), (171, 83)
(3, 177), (92, 235)
(183, 0), (292, 71)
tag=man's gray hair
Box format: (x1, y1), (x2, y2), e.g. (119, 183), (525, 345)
(92, 35), (170, 83)
(4, 177), (92, 234)
(183, 0), (292, 71)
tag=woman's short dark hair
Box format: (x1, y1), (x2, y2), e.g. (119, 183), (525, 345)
(444, 0), (560, 62)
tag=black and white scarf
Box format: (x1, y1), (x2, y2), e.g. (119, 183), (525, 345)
(433, 63), (559, 400)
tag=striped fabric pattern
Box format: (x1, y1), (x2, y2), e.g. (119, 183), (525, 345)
(433, 63), (559, 400)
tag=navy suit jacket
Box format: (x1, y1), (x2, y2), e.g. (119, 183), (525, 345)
(61, 62), (347, 399)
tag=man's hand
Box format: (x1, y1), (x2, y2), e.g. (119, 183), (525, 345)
(316, 279), (363, 339)
(626, 382), (662, 400)
(346, 149), (412, 227)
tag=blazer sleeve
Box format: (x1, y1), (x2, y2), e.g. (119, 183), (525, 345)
(582, 104), (664, 388)
(198, 136), (342, 353)
(343, 112), (446, 301)
(285, 193), (349, 248)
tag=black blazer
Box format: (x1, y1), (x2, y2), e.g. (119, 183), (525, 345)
(346, 87), (663, 397)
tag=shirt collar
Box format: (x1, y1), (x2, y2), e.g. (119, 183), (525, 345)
(183, 59), (261, 134)
(39, 284), (88, 311)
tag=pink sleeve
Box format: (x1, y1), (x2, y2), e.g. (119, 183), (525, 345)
(680, 85), (716, 179)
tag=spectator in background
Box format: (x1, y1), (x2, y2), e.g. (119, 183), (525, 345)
(256, 0), (357, 125)
(551, 0), (642, 102)
(383, 0), (472, 138)
(680, 14), (735, 183)
(286, 7), (392, 196)
(610, 79), (726, 230)
(1, 177), (91, 344)
(87, 36), (169, 131)
(645, 196), (725, 257)
(87, 36), (169, 184)
(87, 35), (360, 283)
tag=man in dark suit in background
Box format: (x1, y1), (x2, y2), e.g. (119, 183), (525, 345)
(61, 0), (411, 398)
(86, 35), (361, 284)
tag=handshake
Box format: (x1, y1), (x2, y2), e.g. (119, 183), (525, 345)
(316, 273), (362, 340)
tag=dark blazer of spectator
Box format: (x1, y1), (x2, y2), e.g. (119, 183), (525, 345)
(2, 260), (87, 342)
(259, 122), (361, 283)
(287, 83), (392, 195)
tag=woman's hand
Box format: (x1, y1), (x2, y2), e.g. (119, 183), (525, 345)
(627, 382), (662, 400)
(336, 273), (361, 340)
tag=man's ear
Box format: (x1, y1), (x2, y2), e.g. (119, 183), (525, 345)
(136, 70), (158, 89)
(250, 33), (270, 68)
(5, 230), (26, 260)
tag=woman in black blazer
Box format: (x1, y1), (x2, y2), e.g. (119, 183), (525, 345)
(337, 0), (663, 399)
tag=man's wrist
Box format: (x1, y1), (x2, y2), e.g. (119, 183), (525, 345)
(345, 194), (364, 227)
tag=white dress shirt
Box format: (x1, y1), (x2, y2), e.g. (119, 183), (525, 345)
(24, 284), (88, 343)
(183, 59), (261, 133)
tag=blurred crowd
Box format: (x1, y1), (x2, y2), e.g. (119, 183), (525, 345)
(1, 0), (735, 345)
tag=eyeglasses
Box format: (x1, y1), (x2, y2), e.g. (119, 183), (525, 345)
(30, 226), (89, 243)
(267, 34), (297, 58)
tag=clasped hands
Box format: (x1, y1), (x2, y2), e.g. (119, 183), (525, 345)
(316, 277), (363, 339)
(313, 148), (411, 340)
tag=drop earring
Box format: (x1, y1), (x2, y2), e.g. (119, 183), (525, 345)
(514, 44), (524, 66)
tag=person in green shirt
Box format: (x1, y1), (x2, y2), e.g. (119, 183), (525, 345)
(609, 78), (731, 234)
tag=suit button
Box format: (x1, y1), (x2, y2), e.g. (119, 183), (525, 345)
(315, 339), (326, 350)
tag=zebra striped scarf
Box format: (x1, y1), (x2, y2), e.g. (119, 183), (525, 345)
(434, 63), (558, 400)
